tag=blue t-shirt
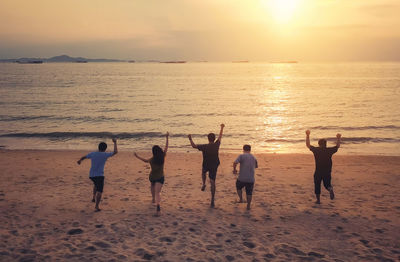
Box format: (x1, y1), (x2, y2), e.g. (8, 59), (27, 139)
(86, 152), (114, 177)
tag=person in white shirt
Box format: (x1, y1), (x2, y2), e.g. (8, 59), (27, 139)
(77, 138), (118, 211)
(233, 144), (258, 210)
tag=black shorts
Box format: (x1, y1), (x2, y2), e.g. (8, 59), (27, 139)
(150, 176), (165, 185)
(90, 176), (104, 193)
(314, 172), (332, 195)
(202, 166), (218, 180)
(236, 180), (254, 195)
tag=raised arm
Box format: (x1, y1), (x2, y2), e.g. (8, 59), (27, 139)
(164, 132), (169, 154)
(112, 138), (118, 155)
(188, 134), (197, 148)
(218, 123), (225, 141)
(336, 133), (341, 148)
(77, 156), (87, 165)
(134, 152), (151, 163)
(305, 130), (311, 149)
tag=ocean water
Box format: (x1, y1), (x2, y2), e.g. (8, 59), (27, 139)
(0, 62), (399, 155)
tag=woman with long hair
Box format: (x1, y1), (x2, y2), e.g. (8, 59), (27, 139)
(134, 132), (169, 216)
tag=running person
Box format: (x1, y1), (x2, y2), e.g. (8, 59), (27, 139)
(233, 144), (258, 210)
(134, 132), (169, 216)
(77, 138), (118, 211)
(188, 124), (224, 208)
(306, 130), (341, 204)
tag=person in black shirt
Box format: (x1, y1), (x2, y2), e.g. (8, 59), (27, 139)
(306, 130), (341, 204)
(188, 124), (225, 208)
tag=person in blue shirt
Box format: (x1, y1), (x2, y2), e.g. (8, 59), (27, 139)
(77, 138), (118, 211)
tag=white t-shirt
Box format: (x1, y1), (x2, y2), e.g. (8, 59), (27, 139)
(86, 152), (114, 177)
(234, 153), (258, 183)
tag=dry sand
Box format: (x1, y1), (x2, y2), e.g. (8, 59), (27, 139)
(0, 150), (399, 262)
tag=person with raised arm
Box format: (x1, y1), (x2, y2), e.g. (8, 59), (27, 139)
(77, 138), (118, 212)
(306, 130), (341, 204)
(134, 132), (169, 216)
(188, 124), (224, 208)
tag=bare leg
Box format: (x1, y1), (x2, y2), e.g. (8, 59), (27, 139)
(92, 185), (96, 202)
(154, 182), (163, 216)
(201, 172), (207, 191)
(315, 194), (321, 204)
(151, 183), (155, 203)
(246, 194), (252, 210)
(236, 189), (244, 203)
(95, 192), (102, 211)
(328, 186), (335, 200)
(210, 179), (216, 207)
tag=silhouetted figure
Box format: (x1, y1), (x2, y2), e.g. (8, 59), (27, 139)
(233, 144), (258, 210)
(306, 130), (341, 204)
(188, 124), (225, 208)
(134, 132), (169, 216)
(77, 138), (118, 211)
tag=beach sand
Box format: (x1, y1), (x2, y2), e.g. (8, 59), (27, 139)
(0, 150), (399, 261)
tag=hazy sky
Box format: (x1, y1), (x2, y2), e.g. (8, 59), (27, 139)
(0, 0), (399, 61)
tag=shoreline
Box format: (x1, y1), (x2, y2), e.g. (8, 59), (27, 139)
(1, 148), (399, 158)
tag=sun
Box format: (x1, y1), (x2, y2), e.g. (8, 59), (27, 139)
(261, 0), (301, 24)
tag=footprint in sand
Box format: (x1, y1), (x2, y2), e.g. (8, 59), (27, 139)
(263, 253), (276, 260)
(371, 248), (383, 254)
(333, 226), (344, 233)
(67, 228), (83, 235)
(135, 248), (154, 260)
(273, 244), (300, 258)
(159, 236), (176, 243)
(206, 245), (223, 252)
(359, 239), (369, 246)
(307, 251), (325, 258)
(243, 241), (256, 249)
(85, 246), (96, 252)
(93, 241), (111, 248)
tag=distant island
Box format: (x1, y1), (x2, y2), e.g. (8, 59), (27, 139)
(160, 61), (186, 64)
(272, 61), (298, 64)
(0, 56), (299, 64)
(0, 55), (124, 63)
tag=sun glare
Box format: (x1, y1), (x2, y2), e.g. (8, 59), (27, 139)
(261, 0), (300, 24)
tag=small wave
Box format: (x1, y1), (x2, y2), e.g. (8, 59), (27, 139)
(0, 132), (163, 139)
(265, 137), (400, 144)
(0, 132), (235, 139)
(0, 116), (52, 121)
(311, 125), (400, 131)
(339, 137), (400, 143)
(1, 133), (398, 144)
(0, 115), (160, 123)
(172, 112), (256, 117)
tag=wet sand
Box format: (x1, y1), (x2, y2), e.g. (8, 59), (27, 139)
(0, 150), (399, 261)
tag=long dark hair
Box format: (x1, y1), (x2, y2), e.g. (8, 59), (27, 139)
(152, 145), (165, 165)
